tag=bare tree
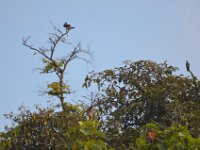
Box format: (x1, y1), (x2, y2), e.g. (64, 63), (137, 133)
(23, 22), (92, 111)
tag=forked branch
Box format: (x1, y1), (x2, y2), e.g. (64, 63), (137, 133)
(23, 23), (92, 111)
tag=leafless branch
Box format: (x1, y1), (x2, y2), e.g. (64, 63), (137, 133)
(23, 23), (93, 111)
(22, 37), (50, 60)
(49, 21), (63, 35)
(49, 32), (68, 60)
(23, 36), (63, 73)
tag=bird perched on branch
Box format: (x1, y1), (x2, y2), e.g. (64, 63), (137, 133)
(63, 22), (75, 31)
(186, 60), (190, 72)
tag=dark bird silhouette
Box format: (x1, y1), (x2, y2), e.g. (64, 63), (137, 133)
(63, 22), (75, 31)
(186, 60), (190, 72)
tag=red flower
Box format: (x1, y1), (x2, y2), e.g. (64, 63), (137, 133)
(147, 131), (156, 139)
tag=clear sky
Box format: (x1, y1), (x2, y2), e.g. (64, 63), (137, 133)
(1, 0), (200, 130)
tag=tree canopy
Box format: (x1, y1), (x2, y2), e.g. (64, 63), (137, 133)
(83, 60), (200, 149)
(1, 23), (200, 150)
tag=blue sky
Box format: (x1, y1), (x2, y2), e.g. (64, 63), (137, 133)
(1, 0), (200, 130)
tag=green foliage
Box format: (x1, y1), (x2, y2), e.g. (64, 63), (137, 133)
(0, 105), (56, 149)
(47, 82), (70, 96)
(76, 120), (107, 150)
(41, 58), (64, 74)
(83, 60), (200, 149)
(4, 23), (200, 149)
(133, 123), (200, 150)
(2, 60), (200, 149)
(0, 24), (108, 149)
(0, 104), (107, 150)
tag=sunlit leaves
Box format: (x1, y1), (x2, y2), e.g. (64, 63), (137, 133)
(41, 58), (64, 74)
(47, 82), (70, 96)
(2, 57), (200, 149)
(134, 123), (200, 150)
(0, 103), (108, 150)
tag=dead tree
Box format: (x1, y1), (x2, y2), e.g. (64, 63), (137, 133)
(23, 22), (92, 111)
